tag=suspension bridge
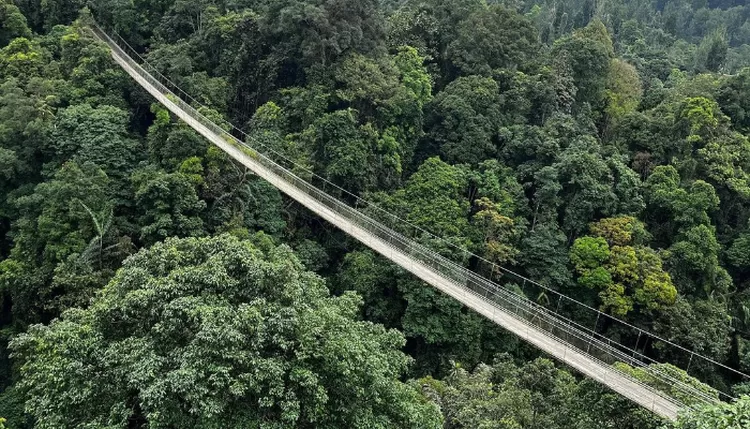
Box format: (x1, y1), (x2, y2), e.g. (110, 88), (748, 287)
(88, 22), (750, 421)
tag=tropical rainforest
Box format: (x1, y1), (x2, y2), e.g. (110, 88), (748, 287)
(2, 0), (750, 427)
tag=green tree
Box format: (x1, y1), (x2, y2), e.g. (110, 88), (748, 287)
(653, 298), (732, 376)
(644, 165), (720, 242)
(615, 362), (718, 408)
(131, 168), (207, 245)
(446, 4), (539, 77)
(301, 109), (399, 192)
(1, 162), (112, 322)
(694, 29), (728, 73)
(604, 59), (643, 133)
(146, 103), (208, 169)
(728, 219), (750, 270)
(472, 197), (519, 266)
(0, 38), (46, 81)
(519, 222), (572, 291)
(554, 137), (619, 236)
(0, 0), (32, 47)
(38, 0), (85, 30)
(264, 0), (385, 69)
(11, 235), (442, 428)
(570, 218), (677, 317)
(49, 103), (140, 184)
(552, 19), (614, 110)
(425, 76), (502, 164)
(10, 162), (110, 268)
(670, 395), (750, 429)
(421, 354), (661, 429)
(716, 67), (750, 132)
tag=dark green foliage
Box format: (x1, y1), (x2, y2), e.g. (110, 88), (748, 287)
(49, 104), (140, 182)
(717, 68), (750, 132)
(552, 20), (614, 109)
(425, 76), (502, 164)
(0, 0), (31, 47)
(3, 0), (750, 426)
(447, 5), (540, 76)
(132, 168), (207, 246)
(694, 29), (729, 73)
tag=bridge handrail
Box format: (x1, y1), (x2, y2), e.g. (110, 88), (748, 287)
(89, 22), (750, 395)
(87, 22), (738, 414)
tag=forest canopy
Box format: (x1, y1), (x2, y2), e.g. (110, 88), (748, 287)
(1, 0), (750, 427)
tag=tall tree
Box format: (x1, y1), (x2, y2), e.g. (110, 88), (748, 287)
(446, 4), (539, 77)
(425, 76), (503, 165)
(11, 235), (443, 428)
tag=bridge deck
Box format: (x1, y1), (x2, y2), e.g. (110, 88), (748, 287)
(94, 27), (683, 420)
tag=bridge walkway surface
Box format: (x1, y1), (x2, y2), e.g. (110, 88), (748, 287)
(89, 22), (746, 421)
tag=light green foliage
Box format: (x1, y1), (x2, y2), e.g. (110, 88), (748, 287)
(670, 395), (750, 429)
(604, 59), (643, 130)
(697, 132), (750, 199)
(590, 216), (650, 246)
(472, 197), (519, 266)
(633, 247), (678, 311)
(0, 38), (46, 81)
(399, 157), (470, 239)
(680, 97), (722, 142)
(578, 266), (614, 289)
(571, 236), (610, 270)
(10, 235), (442, 428)
(387, 46), (433, 166)
(327, 48), (432, 177)
(394, 46), (433, 108)
(571, 218), (676, 316)
(421, 354), (660, 429)
(615, 362), (717, 408)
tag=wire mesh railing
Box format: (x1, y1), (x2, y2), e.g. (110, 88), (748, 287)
(86, 20), (750, 416)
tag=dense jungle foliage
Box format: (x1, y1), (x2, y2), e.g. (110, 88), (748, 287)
(2, 0), (750, 427)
